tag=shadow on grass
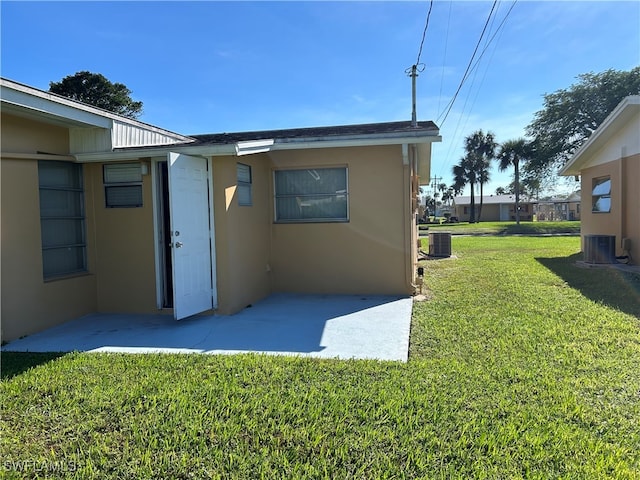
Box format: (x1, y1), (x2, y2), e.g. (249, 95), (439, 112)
(1, 352), (66, 380)
(536, 253), (640, 318)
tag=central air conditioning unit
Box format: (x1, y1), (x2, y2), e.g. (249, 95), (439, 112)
(583, 234), (616, 264)
(429, 232), (451, 258)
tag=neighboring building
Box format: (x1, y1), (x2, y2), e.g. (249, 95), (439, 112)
(452, 194), (536, 222)
(534, 191), (581, 221)
(559, 95), (639, 264)
(0, 78), (441, 341)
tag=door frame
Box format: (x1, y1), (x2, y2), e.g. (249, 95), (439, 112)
(151, 155), (218, 313)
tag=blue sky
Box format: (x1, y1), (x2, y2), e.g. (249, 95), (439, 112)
(2, 1), (639, 195)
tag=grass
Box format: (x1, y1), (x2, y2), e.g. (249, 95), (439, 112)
(420, 220), (581, 236)
(2, 236), (639, 478)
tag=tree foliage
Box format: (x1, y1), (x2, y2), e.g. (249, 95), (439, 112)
(49, 71), (143, 119)
(526, 67), (640, 175)
(452, 130), (497, 223)
(497, 138), (533, 225)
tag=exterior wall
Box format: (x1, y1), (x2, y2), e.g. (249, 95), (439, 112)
(1, 158), (98, 341)
(268, 145), (410, 295)
(212, 155), (272, 314)
(624, 154), (640, 263)
(1, 113), (69, 154)
(85, 162), (159, 312)
(580, 153), (639, 263)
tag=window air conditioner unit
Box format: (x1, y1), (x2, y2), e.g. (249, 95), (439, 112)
(429, 232), (451, 258)
(583, 235), (615, 264)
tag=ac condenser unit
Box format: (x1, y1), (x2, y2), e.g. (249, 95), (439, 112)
(429, 232), (452, 258)
(583, 235), (616, 264)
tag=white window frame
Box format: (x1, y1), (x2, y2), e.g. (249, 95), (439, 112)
(273, 167), (349, 223)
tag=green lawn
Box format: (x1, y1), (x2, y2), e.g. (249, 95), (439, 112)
(421, 220), (581, 236)
(2, 236), (639, 479)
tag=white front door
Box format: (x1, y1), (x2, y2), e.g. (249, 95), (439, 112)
(167, 152), (214, 320)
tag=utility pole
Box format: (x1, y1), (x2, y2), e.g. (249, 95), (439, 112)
(410, 64), (418, 127)
(406, 64), (425, 127)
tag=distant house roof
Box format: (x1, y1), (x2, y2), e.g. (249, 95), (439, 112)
(559, 95), (640, 176)
(453, 194), (535, 206)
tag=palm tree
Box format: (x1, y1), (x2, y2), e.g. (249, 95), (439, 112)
(497, 138), (531, 225)
(464, 130), (497, 222)
(452, 155), (477, 222)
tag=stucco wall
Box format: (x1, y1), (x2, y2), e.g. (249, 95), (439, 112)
(1, 113), (70, 155)
(579, 156), (639, 262)
(623, 154), (640, 263)
(85, 162), (159, 313)
(1, 158), (98, 341)
(268, 145), (410, 295)
(212, 155), (272, 314)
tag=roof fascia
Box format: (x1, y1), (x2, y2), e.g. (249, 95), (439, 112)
(2, 84), (112, 128)
(76, 132), (442, 162)
(1, 78), (192, 142)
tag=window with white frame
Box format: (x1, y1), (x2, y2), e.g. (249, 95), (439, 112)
(237, 163), (252, 206)
(274, 167), (348, 222)
(592, 176), (611, 213)
(38, 161), (87, 279)
(103, 163), (143, 208)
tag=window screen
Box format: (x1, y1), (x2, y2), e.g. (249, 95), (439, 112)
(38, 161), (87, 279)
(274, 168), (348, 222)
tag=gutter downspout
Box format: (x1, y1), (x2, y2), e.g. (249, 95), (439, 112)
(403, 143), (418, 294)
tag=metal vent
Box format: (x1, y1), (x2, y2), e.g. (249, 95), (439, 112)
(583, 235), (615, 264)
(428, 232), (451, 258)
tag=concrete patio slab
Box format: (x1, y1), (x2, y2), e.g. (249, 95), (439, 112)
(2, 294), (413, 362)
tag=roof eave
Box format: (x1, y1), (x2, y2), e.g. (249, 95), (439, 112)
(559, 95), (640, 176)
(77, 131), (442, 162)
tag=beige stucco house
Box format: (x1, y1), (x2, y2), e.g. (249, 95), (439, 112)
(559, 95), (639, 264)
(1, 78), (441, 342)
(452, 194), (536, 222)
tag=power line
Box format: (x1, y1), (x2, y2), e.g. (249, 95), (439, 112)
(436, 0), (499, 128)
(416, 0), (434, 66)
(436, 1), (518, 181)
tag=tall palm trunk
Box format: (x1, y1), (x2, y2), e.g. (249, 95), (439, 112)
(469, 181), (476, 223)
(514, 160), (520, 225)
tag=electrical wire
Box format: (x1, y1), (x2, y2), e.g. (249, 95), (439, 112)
(435, 1), (518, 182)
(416, 0), (434, 66)
(436, 0), (499, 127)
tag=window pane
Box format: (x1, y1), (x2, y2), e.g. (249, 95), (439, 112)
(276, 195), (348, 221)
(39, 190), (84, 217)
(238, 184), (252, 206)
(593, 196), (611, 213)
(104, 163), (142, 184)
(42, 247), (86, 278)
(105, 185), (143, 208)
(274, 167), (348, 222)
(38, 161), (86, 278)
(275, 168), (346, 196)
(237, 163), (251, 183)
(39, 161), (82, 189)
(592, 177), (611, 196)
(41, 219), (85, 248)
